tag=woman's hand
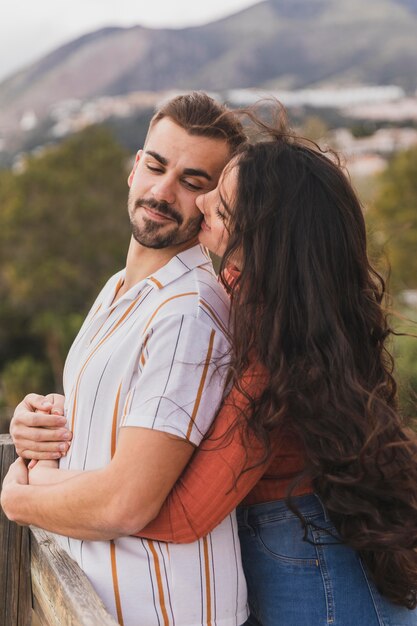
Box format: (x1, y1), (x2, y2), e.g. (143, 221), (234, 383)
(28, 460), (61, 485)
(0, 458), (29, 522)
(10, 393), (72, 462)
(2, 457), (29, 488)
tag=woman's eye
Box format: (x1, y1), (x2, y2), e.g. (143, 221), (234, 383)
(215, 205), (226, 221)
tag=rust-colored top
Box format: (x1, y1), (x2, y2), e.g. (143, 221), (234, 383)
(138, 362), (312, 543)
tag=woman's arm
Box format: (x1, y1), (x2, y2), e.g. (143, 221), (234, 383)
(137, 364), (272, 542)
(11, 369), (272, 542)
(28, 461), (83, 485)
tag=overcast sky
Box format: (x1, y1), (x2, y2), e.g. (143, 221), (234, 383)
(0, 0), (261, 83)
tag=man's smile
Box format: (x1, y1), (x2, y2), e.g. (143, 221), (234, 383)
(142, 206), (177, 223)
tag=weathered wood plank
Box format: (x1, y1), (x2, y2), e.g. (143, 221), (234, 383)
(31, 608), (42, 626)
(30, 527), (119, 626)
(0, 435), (32, 626)
(18, 522), (31, 625)
(1, 434), (117, 625)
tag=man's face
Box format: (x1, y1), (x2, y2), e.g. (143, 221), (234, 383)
(128, 118), (231, 249)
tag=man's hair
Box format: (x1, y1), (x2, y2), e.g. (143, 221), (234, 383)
(150, 92), (246, 155)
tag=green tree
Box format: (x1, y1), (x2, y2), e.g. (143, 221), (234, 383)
(395, 334), (417, 417)
(1, 356), (51, 410)
(0, 125), (131, 391)
(370, 146), (417, 292)
(299, 116), (329, 143)
(391, 307), (417, 418)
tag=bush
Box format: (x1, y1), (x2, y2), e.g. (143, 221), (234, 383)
(1, 355), (52, 411)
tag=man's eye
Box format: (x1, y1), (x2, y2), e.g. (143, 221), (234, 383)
(147, 164), (163, 173)
(184, 180), (203, 191)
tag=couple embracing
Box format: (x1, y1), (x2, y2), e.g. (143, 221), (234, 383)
(2, 92), (417, 626)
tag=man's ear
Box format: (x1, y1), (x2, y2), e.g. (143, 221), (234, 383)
(127, 150), (143, 187)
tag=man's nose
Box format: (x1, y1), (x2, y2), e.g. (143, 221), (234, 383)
(151, 175), (176, 205)
(195, 193), (205, 214)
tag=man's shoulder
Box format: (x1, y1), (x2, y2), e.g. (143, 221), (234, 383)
(156, 267), (228, 325)
(145, 246), (230, 332)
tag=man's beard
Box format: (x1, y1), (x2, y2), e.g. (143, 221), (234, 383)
(128, 197), (202, 249)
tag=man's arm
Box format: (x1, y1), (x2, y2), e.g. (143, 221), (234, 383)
(4, 314), (229, 539)
(1, 426), (194, 540)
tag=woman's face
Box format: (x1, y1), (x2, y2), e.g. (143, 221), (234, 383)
(196, 162), (238, 258)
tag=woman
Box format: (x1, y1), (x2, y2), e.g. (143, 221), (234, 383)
(137, 118), (417, 625)
(17, 115), (417, 625)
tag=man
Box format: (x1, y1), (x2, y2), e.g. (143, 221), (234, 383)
(1, 92), (248, 625)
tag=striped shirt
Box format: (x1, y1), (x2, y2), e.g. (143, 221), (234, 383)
(56, 244), (248, 626)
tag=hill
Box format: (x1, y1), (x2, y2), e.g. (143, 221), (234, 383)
(1, 0), (417, 140)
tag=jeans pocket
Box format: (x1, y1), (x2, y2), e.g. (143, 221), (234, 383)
(255, 514), (320, 565)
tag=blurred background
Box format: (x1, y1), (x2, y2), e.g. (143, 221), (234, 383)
(1, 0), (416, 431)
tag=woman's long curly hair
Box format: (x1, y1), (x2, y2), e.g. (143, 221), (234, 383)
(220, 113), (417, 608)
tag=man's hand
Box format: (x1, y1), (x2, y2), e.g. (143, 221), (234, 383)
(10, 393), (72, 461)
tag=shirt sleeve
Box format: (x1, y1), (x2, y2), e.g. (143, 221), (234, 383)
(121, 314), (230, 446)
(136, 364), (272, 543)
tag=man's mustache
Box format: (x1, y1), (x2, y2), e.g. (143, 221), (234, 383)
(135, 198), (182, 225)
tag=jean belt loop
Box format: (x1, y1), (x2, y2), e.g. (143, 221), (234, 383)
(314, 493), (330, 522)
(241, 506), (256, 537)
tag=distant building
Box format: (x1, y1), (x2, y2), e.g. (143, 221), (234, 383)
(346, 97), (417, 122)
(226, 86), (405, 109)
(402, 290), (417, 308)
(346, 154), (388, 177)
(20, 110), (38, 131)
(331, 127), (417, 156)
(50, 91), (162, 138)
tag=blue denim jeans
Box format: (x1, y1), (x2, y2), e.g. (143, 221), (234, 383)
(237, 494), (417, 626)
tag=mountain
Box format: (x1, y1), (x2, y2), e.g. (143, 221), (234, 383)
(1, 0), (417, 140)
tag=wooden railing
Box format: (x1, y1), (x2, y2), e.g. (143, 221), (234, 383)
(0, 435), (118, 626)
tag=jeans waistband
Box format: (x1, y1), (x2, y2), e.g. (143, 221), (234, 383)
(236, 493), (331, 527)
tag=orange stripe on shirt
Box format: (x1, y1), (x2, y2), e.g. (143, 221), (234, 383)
(89, 306), (117, 345)
(203, 536), (212, 626)
(199, 245), (211, 259)
(110, 540), (125, 626)
(197, 264), (215, 277)
(186, 329), (215, 440)
(120, 389), (134, 428)
(71, 292), (144, 433)
(149, 276), (164, 289)
(140, 333), (151, 367)
(113, 275), (124, 297)
(111, 382), (122, 459)
(89, 274), (124, 344)
(91, 301), (103, 318)
(199, 298), (229, 337)
(142, 292), (198, 335)
(148, 540), (170, 626)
